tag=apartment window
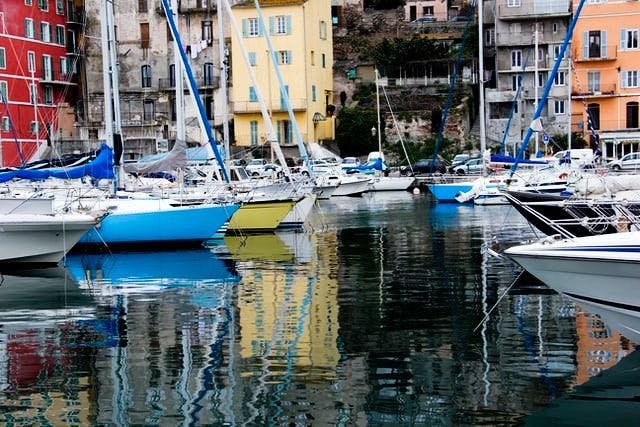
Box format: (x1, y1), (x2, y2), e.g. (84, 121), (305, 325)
(24, 18), (35, 39)
(622, 29), (639, 50)
(38, 0), (48, 11)
(0, 81), (7, 102)
(56, 25), (65, 45)
(138, 0), (147, 13)
(553, 23), (558, 34)
(485, 29), (495, 46)
(554, 71), (566, 86)
(319, 20), (327, 39)
(553, 45), (563, 60)
(587, 103), (600, 129)
(59, 57), (67, 75)
(25, 0), (33, 5)
(509, 23), (521, 34)
(322, 53), (326, 68)
(246, 18), (259, 37)
(312, 85), (317, 102)
(507, 0), (521, 6)
(43, 86), (53, 104)
(588, 0), (605, 4)
(140, 23), (150, 49)
(585, 30), (606, 59)
(588, 71), (600, 92)
(202, 20), (212, 42)
(622, 70), (639, 88)
(538, 48), (544, 62)
(203, 62), (214, 85)
(249, 86), (257, 102)
(169, 64), (175, 87)
(143, 100), (154, 121)
(275, 15), (288, 35)
(204, 95), (214, 120)
(30, 121), (40, 133)
(56, 0), (63, 14)
(538, 72), (546, 87)
(278, 120), (292, 145)
(0, 48), (4, 69)
(40, 22), (51, 43)
(511, 50), (522, 68)
(423, 6), (434, 15)
(278, 50), (292, 65)
(511, 75), (518, 91)
(30, 84), (38, 103)
(42, 55), (53, 80)
(141, 65), (152, 88)
(627, 102), (639, 129)
(248, 51), (257, 66)
(250, 120), (258, 145)
(27, 52), (35, 72)
(1, 117), (10, 131)
(554, 100), (566, 115)
(310, 50), (315, 66)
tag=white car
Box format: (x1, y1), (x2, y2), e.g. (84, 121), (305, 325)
(245, 159), (283, 177)
(608, 152), (640, 171)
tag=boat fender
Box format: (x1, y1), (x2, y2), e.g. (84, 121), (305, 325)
(558, 172), (569, 180)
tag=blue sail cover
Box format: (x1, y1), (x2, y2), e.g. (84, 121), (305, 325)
(0, 144), (114, 183)
(342, 157), (387, 172)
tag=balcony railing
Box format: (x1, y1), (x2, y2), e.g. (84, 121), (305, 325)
(233, 98), (307, 113)
(497, 0), (570, 19)
(178, 0), (216, 12)
(66, 10), (85, 25)
(575, 45), (617, 62)
(572, 83), (617, 97)
(158, 76), (218, 90)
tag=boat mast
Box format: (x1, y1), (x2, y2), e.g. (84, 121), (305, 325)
(100, 0), (116, 192)
(106, 0), (125, 189)
(533, 25), (539, 157)
(478, 0), (486, 161)
(375, 68), (382, 154)
(216, 0), (231, 173)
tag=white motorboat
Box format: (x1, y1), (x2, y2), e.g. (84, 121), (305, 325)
(369, 175), (415, 192)
(0, 212), (99, 266)
(505, 231), (640, 315)
(316, 171), (372, 197)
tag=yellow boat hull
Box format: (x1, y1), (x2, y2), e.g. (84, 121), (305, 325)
(227, 199), (297, 232)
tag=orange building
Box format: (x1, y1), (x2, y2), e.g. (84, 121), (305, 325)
(571, 0), (640, 160)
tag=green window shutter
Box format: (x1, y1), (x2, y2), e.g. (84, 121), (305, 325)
(601, 30), (607, 58)
(288, 50), (292, 64)
(621, 29), (627, 51)
(242, 19), (248, 37)
(286, 16), (292, 34)
(0, 49), (5, 68)
(276, 120), (282, 144)
(621, 71), (627, 89)
(258, 18), (264, 36)
(312, 85), (316, 102)
(24, 19), (28, 37)
(248, 51), (256, 66)
(269, 16), (275, 35)
(249, 86), (257, 102)
(582, 31), (588, 59)
(42, 55), (46, 79)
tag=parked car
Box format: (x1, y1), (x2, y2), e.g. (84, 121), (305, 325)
(608, 152), (640, 171)
(449, 153), (470, 171)
(411, 15), (436, 23)
(310, 158), (337, 174)
(245, 159), (283, 177)
(452, 157), (484, 175)
(340, 157), (360, 168)
(451, 14), (472, 21)
(401, 158), (447, 175)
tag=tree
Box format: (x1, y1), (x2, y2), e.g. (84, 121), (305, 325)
(335, 107), (380, 156)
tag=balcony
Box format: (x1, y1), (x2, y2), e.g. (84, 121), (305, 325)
(572, 83), (617, 98)
(575, 45), (617, 62)
(178, 0), (216, 13)
(496, 0), (570, 20)
(158, 78), (175, 90)
(495, 31), (567, 47)
(66, 10), (85, 26)
(233, 98), (307, 113)
(39, 76), (77, 86)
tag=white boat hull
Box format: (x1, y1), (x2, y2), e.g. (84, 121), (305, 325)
(0, 214), (97, 265)
(370, 176), (415, 192)
(279, 193), (317, 228)
(332, 178), (371, 197)
(506, 232), (640, 315)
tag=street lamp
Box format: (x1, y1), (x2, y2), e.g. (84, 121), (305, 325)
(371, 127), (376, 137)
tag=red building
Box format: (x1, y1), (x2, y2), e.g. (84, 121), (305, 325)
(0, 0), (80, 167)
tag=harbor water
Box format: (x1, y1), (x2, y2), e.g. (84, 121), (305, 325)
(0, 192), (637, 425)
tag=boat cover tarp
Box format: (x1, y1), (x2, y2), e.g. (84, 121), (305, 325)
(574, 174), (640, 196)
(0, 144), (114, 183)
(490, 154), (548, 165)
(124, 138), (187, 173)
(342, 157), (387, 172)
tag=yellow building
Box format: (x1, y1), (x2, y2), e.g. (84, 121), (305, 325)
(230, 0), (335, 150)
(571, 0), (640, 159)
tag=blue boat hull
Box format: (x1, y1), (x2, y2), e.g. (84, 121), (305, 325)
(78, 203), (240, 246)
(427, 183), (474, 203)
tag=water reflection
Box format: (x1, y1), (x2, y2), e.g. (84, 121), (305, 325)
(0, 195), (638, 424)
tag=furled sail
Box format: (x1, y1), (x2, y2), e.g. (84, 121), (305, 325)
(0, 144), (114, 182)
(124, 138), (188, 174)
